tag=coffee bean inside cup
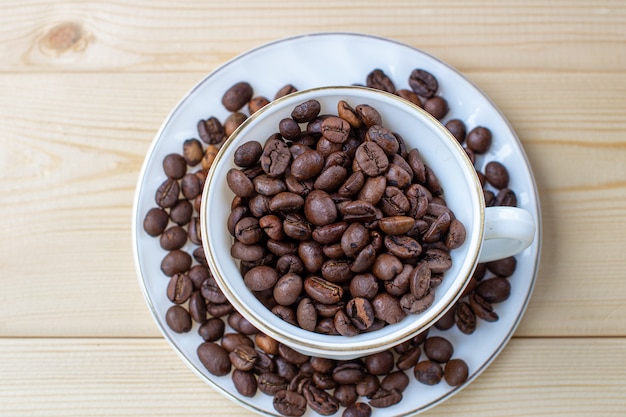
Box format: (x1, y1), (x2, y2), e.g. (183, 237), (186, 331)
(226, 98), (467, 335)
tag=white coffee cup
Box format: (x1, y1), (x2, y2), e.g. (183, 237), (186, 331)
(200, 86), (535, 360)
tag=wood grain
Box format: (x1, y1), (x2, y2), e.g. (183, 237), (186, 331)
(0, 337), (624, 416)
(0, 0), (624, 73)
(1, 71), (625, 337)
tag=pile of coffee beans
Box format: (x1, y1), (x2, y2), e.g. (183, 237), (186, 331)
(226, 97), (467, 335)
(143, 67), (519, 416)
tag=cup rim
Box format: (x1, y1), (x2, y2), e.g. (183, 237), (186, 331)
(200, 85), (484, 358)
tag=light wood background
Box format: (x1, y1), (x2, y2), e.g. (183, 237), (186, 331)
(1, 1), (625, 416)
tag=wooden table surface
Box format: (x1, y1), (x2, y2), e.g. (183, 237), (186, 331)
(1, 1), (625, 416)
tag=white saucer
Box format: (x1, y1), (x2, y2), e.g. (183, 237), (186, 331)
(132, 32), (542, 417)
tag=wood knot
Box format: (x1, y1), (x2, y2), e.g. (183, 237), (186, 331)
(39, 22), (88, 56)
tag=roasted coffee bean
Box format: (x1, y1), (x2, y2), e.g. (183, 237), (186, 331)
(200, 275), (227, 304)
(358, 175), (386, 205)
(170, 199), (193, 226)
(234, 217), (262, 245)
(320, 259), (353, 283)
(258, 215), (282, 241)
(370, 253), (401, 281)
(414, 360), (443, 385)
(495, 188), (517, 206)
(159, 226), (187, 250)
(424, 336), (454, 363)
(244, 265), (278, 292)
(224, 112), (247, 136)
(198, 317), (225, 341)
(454, 300), (477, 334)
(313, 371), (337, 390)
(372, 292), (406, 324)
(283, 213), (312, 241)
(408, 69), (438, 98)
(201, 144), (219, 171)
(292, 99), (321, 123)
(444, 358), (469, 386)
(205, 302), (233, 317)
(446, 218), (467, 249)
(341, 222), (370, 257)
(304, 190), (338, 226)
(228, 206), (248, 236)
(470, 293), (499, 322)
(228, 311), (258, 335)
(434, 306), (456, 330)
(192, 246), (207, 267)
(298, 240), (324, 272)
(400, 291), (435, 314)
(355, 104), (382, 128)
(345, 297), (375, 330)
(486, 256), (517, 277)
(383, 235), (422, 259)
(369, 388), (402, 408)
(155, 178), (180, 208)
(423, 96), (449, 120)
(276, 254), (304, 276)
(485, 161), (509, 189)
(198, 117), (225, 145)
(278, 343), (310, 365)
(297, 297), (318, 331)
(272, 305), (297, 326)
(143, 207), (169, 236)
(466, 126), (492, 154)
(182, 138), (204, 166)
(355, 142), (388, 176)
(312, 222), (348, 244)
(314, 165), (348, 192)
(321, 116), (351, 144)
(396, 346), (421, 370)
(222, 81), (254, 112)
(367, 69), (395, 93)
(261, 138), (291, 178)
(166, 273), (193, 304)
(273, 273), (303, 306)
(337, 100), (362, 128)
(423, 211), (452, 243)
(275, 355), (299, 381)
(335, 308), (360, 336)
(229, 344), (258, 371)
(160, 250), (192, 276)
(340, 200), (378, 223)
(338, 172), (366, 199)
(234, 141), (263, 168)
(254, 333), (279, 355)
(198, 342), (231, 376)
(273, 389), (307, 417)
(410, 263), (431, 299)
(344, 402), (372, 417)
(384, 164), (412, 189)
(232, 369), (257, 397)
(396, 89), (421, 107)
(379, 186), (410, 216)
(275, 84), (298, 100)
(221, 333), (254, 353)
(364, 351), (394, 376)
(333, 362), (366, 384)
(303, 383), (340, 415)
(188, 291), (207, 324)
(181, 172), (202, 200)
(348, 273), (378, 300)
(365, 125), (399, 156)
(279, 117), (302, 140)
(304, 276), (343, 304)
(230, 241), (265, 262)
(258, 372), (288, 395)
(384, 264), (412, 297)
(476, 277), (511, 303)
(267, 239), (298, 256)
(165, 305), (192, 333)
(423, 248), (452, 273)
(291, 150), (325, 181)
(355, 373), (380, 397)
(334, 384), (358, 407)
(227, 168), (255, 198)
(163, 153), (187, 180)
(445, 119), (467, 143)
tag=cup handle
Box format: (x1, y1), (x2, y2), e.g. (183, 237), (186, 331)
(477, 207), (536, 263)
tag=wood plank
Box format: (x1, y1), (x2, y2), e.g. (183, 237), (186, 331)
(0, 72), (625, 338)
(0, 337), (624, 416)
(0, 0), (624, 73)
